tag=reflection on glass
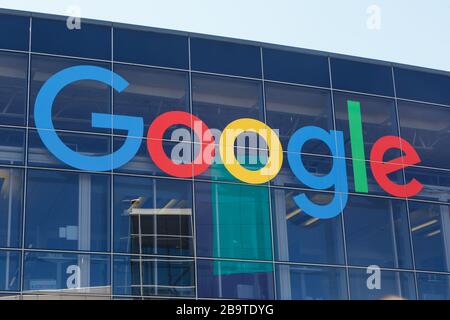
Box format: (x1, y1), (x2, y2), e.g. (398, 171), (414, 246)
(113, 255), (194, 298)
(265, 83), (333, 153)
(114, 176), (193, 256)
(113, 255), (143, 297)
(271, 188), (345, 265)
(192, 74), (263, 131)
(405, 166), (450, 204)
(417, 273), (450, 300)
(25, 170), (110, 252)
(398, 100), (450, 170)
(271, 153), (334, 190)
(0, 128), (25, 166)
(276, 264), (347, 300)
(348, 268), (416, 300)
(346, 160), (404, 196)
(334, 93), (399, 160)
(23, 252), (110, 297)
(113, 64), (189, 138)
(142, 257), (195, 297)
(0, 250), (21, 292)
(344, 195), (413, 269)
(409, 201), (450, 272)
(29, 55), (111, 133)
(113, 137), (192, 177)
(197, 259), (274, 299)
(197, 146), (268, 183)
(195, 182), (272, 262)
(0, 51), (28, 126)
(27, 129), (111, 169)
(0, 168), (23, 249)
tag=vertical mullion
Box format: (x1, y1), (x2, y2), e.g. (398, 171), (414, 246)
(188, 35), (199, 300)
(260, 46), (278, 300)
(328, 56), (351, 300)
(110, 23), (114, 300)
(19, 14), (33, 298)
(392, 66), (419, 300)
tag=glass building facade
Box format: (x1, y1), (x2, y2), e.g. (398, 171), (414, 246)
(0, 9), (450, 300)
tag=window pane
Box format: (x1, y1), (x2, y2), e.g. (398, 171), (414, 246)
(113, 64), (189, 138)
(405, 166), (450, 204)
(113, 28), (188, 69)
(334, 92), (399, 160)
(263, 48), (330, 87)
(331, 59), (394, 96)
(0, 127), (25, 166)
(346, 159), (405, 197)
(417, 273), (450, 300)
(113, 255), (194, 298)
(0, 168), (23, 248)
(32, 18), (111, 60)
(114, 137), (192, 177)
(195, 182), (272, 261)
(0, 250), (21, 292)
(197, 259), (274, 299)
(271, 153), (334, 190)
(113, 255), (143, 297)
(271, 188), (345, 265)
(27, 129), (111, 170)
(409, 201), (450, 272)
(192, 74), (263, 132)
(141, 257), (195, 297)
(29, 55), (111, 133)
(348, 268), (416, 300)
(0, 13), (29, 51)
(344, 195), (413, 269)
(398, 100), (450, 170)
(196, 145), (268, 183)
(395, 67), (450, 106)
(23, 252), (110, 296)
(276, 264), (347, 300)
(0, 51), (28, 126)
(265, 83), (333, 153)
(25, 170), (110, 252)
(114, 176), (193, 256)
(191, 38), (261, 78)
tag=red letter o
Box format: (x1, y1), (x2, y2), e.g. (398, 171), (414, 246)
(146, 111), (214, 178)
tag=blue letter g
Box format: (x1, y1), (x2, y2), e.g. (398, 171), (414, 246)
(34, 66), (143, 171)
(287, 126), (348, 219)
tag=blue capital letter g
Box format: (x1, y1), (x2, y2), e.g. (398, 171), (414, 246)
(34, 66), (143, 171)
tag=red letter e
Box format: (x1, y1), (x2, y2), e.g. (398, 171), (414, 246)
(370, 136), (423, 198)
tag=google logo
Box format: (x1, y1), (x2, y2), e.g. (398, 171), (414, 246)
(34, 66), (424, 219)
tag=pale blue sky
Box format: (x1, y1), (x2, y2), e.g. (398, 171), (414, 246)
(0, 0), (449, 71)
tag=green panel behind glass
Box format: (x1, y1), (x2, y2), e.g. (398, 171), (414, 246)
(210, 156), (273, 275)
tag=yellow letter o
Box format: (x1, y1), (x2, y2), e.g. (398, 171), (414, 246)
(219, 118), (283, 184)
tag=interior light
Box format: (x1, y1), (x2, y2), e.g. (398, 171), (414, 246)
(411, 219), (438, 232)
